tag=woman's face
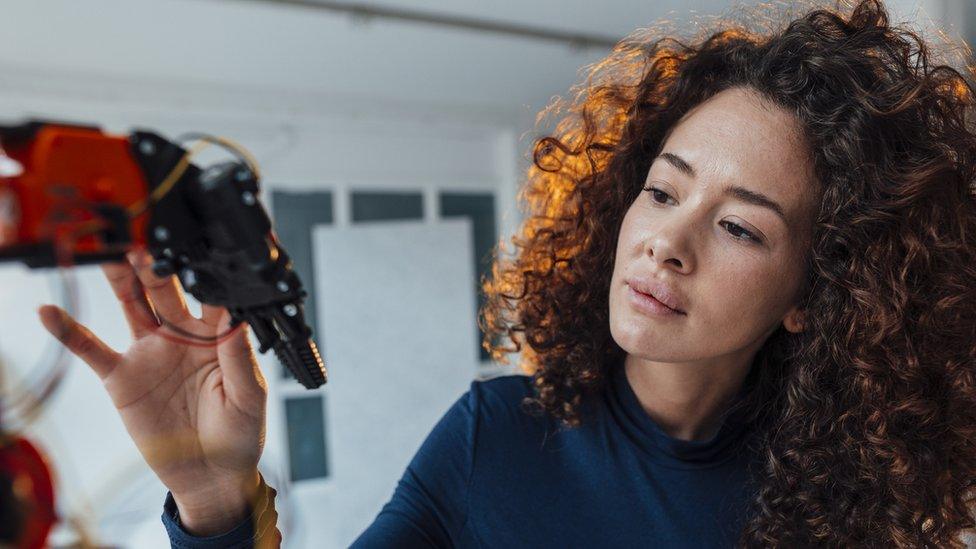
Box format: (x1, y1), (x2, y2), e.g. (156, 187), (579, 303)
(609, 86), (819, 363)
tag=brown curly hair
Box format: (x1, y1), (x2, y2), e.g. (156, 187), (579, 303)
(478, 0), (976, 546)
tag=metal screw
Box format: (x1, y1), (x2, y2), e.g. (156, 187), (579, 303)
(139, 139), (156, 156)
(277, 281), (290, 292)
(282, 304), (298, 317)
(204, 166), (222, 180)
(235, 169), (250, 182)
(182, 269), (197, 288)
(162, 248), (174, 258)
(241, 191), (256, 206)
(179, 254), (190, 264)
(154, 226), (170, 242)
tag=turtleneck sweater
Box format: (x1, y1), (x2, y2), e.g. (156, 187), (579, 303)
(162, 361), (762, 548)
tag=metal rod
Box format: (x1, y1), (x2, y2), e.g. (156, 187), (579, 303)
(223, 0), (620, 50)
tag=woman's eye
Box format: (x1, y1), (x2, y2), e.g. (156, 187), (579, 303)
(643, 186), (673, 205)
(642, 186), (762, 245)
(720, 221), (761, 244)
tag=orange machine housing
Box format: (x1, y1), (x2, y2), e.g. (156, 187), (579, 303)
(0, 122), (149, 264)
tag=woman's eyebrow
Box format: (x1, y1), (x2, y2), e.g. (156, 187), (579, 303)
(655, 151), (789, 224)
(657, 152), (697, 178)
(723, 185), (788, 223)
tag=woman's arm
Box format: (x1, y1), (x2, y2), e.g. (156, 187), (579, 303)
(157, 383), (478, 548)
(36, 251), (270, 547)
(160, 472), (281, 548)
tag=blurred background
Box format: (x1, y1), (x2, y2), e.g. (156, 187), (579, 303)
(0, 0), (969, 546)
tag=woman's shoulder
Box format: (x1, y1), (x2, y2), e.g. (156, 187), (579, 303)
(429, 374), (537, 435)
(464, 373), (557, 439)
(471, 373), (534, 403)
(469, 373), (543, 417)
(412, 374), (540, 466)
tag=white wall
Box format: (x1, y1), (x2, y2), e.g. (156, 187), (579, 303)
(0, 68), (526, 547)
(0, 1), (545, 544)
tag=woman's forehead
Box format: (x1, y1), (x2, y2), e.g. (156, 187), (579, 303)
(653, 88), (818, 223)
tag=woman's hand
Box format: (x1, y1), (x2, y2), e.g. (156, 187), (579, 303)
(37, 249), (269, 535)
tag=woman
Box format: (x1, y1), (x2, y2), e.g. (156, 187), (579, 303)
(38, 0), (976, 546)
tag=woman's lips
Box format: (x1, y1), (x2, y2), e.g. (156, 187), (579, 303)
(624, 277), (687, 313)
(627, 284), (686, 317)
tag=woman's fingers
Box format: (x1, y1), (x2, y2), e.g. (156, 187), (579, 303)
(37, 304), (120, 379)
(200, 303), (224, 328)
(126, 249), (191, 324)
(215, 310), (266, 402)
(101, 260), (159, 339)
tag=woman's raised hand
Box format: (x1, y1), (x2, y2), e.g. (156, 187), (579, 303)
(37, 249), (269, 535)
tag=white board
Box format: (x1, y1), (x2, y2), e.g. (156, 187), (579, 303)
(296, 218), (478, 548)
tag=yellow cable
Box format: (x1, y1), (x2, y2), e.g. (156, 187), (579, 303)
(126, 140), (211, 218)
(201, 134), (263, 181)
(126, 134), (262, 218)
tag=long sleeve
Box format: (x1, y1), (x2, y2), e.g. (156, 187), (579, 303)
(160, 473), (281, 549)
(350, 383), (479, 548)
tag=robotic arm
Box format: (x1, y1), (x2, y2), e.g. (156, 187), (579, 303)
(0, 119), (327, 389)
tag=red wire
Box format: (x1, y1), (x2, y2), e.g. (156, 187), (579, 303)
(118, 245), (245, 348)
(156, 322), (244, 348)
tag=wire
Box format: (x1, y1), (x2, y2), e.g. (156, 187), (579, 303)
(175, 132), (263, 181)
(125, 139), (211, 219)
(123, 133), (265, 345)
(129, 133), (263, 344)
(1, 132), (264, 427)
(0, 131), (267, 546)
(126, 132), (261, 221)
(28, 418), (100, 548)
(0, 138), (83, 452)
(117, 244), (246, 346)
(157, 315), (245, 345)
(0, 232), (80, 431)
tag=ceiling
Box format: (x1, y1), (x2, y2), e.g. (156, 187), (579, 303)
(0, 0), (943, 123)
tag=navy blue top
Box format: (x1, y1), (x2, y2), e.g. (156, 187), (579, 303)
(162, 362), (762, 548)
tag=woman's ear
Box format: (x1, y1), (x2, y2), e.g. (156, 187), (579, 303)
(782, 307), (805, 333)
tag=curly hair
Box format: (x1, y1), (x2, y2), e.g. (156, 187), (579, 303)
(477, 0), (976, 546)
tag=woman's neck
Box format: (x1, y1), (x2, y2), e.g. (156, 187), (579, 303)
(622, 347), (757, 442)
